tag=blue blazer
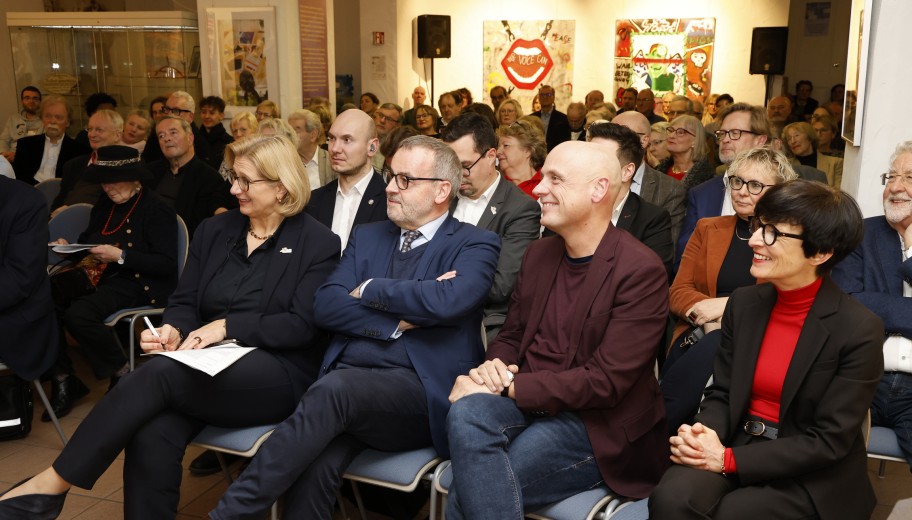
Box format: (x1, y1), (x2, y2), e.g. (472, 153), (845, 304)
(314, 215), (501, 457)
(674, 175), (725, 271)
(832, 215), (912, 337)
(0, 178), (58, 380)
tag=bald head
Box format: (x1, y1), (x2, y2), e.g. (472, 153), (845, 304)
(612, 110), (651, 147)
(327, 109), (379, 178)
(767, 96), (793, 124)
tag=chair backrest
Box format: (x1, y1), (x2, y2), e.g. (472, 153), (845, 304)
(47, 203), (93, 265)
(175, 215), (190, 275)
(35, 178), (62, 208)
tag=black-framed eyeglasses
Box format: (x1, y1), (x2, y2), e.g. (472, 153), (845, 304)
(161, 106), (193, 116)
(666, 126), (694, 137)
(727, 175), (773, 195)
(749, 217), (805, 246)
(228, 170), (275, 192)
(714, 129), (756, 141)
(392, 173), (444, 190)
(881, 172), (912, 187)
(462, 151), (490, 175)
(255, 111), (272, 118)
(375, 113), (399, 124)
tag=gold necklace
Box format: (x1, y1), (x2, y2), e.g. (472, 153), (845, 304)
(248, 225), (273, 241)
(734, 219), (750, 241)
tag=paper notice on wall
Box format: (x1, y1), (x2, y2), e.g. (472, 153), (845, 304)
(371, 56), (386, 80)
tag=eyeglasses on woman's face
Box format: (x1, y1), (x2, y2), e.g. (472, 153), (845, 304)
(666, 126), (694, 137)
(727, 175), (773, 195)
(749, 217), (805, 246)
(228, 170), (275, 192)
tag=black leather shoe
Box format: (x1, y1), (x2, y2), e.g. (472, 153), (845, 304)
(189, 450), (243, 476)
(0, 478), (68, 519)
(41, 376), (89, 422)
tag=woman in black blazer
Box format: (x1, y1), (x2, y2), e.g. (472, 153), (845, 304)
(651, 180), (884, 520)
(0, 136), (340, 519)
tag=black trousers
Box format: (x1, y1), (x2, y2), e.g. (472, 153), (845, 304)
(660, 329), (723, 436)
(52, 350), (301, 520)
(55, 280), (148, 379)
(210, 365), (432, 520)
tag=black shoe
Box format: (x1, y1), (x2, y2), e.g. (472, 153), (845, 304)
(189, 450), (243, 476)
(41, 376), (89, 422)
(0, 477), (68, 519)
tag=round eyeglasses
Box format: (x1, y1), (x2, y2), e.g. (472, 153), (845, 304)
(666, 126), (694, 137)
(228, 171), (275, 192)
(881, 173), (912, 187)
(749, 217), (805, 246)
(727, 175), (773, 195)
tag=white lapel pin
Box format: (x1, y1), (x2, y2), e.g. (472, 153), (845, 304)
(280, 247), (293, 254)
(490, 206), (497, 215)
(368, 199), (375, 205)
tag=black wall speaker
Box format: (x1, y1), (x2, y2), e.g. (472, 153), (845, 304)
(417, 15), (451, 59)
(749, 27), (788, 75)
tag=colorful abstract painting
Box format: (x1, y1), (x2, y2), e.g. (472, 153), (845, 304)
(614, 18), (715, 104)
(483, 20), (575, 113)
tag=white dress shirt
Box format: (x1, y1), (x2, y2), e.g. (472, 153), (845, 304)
(611, 190), (630, 227)
(884, 239), (912, 373)
(332, 170), (374, 252)
(303, 148), (321, 190)
(34, 136), (62, 183)
(453, 175), (501, 226)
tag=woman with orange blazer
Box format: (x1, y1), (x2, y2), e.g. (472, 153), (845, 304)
(661, 148), (797, 432)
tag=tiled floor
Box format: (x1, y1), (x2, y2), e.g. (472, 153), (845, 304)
(1, 354), (910, 519)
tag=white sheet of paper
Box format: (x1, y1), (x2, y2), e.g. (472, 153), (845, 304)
(50, 244), (101, 253)
(147, 343), (256, 376)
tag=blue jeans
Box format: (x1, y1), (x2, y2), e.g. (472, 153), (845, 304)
(445, 394), (604, 520)
(871, 372), (912, 468)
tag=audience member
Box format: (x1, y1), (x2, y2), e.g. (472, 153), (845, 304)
(142, 91), (212, 166)
(666, 95), (694, 120)
(372, 102), (403, 170)
(402, 86), (427, 127)
(584, 89), (605, 111)
(413, 104), (441, 138)
(647, 121), (671, 167)
(651, 180), (881, 520)
(832, 140), (912, 471)
(147, 116), (232, 237)
(496, 99), (523, 127)
(462, 103), (497, 132)
(532, 84), (571, 151)
(255, 100), (280, 122)
(46, 145), (179, 419)
(589, 121), (674, 277)
(0, 136), (340, 519)
(121, 109), (152, 153)
(457, 87), (474, 109)
(612, 111), (686, 246)
(531, 94), (541, 113)
(618, 87), (638, 113)
(518, 114), (546, 135)
(767, 95), (796, 128)
(445, 140), (669, 518)
(657, 115), (714, 190)
(438, 91), (463, 129)
(496, 119), (547, 198)
(692, 99), (705, 120)
(230, 111), (258, 141)
(489, 85), (509, 109)
(379, 125), (420, 176)
(443, 113), (541, 343)
(702, 94), (720, 126)
(149, 96), (168, 124)
(636, 89), (666, 124)
(812, 114), (844, 157)
(661, 148), (797, 432)
(288, 109), (336, 189)
(73, 92), (117, 150)
(0, 86), (43, 160)
(310, 104), (334, 143)
(830, 83), (845, 104)
(662, 92), (677, 118)
(210, 135), (500, 520)
(567, 102), (587, 141)
(305, 109), (388, 250)
(257, 118), (299, 147)
(791, 79), (819, 121)
(51, 108), (123, 213)
(782, 121), (843, 188)
(0, 175), (58, 386)
(13, 95), (88, 186)
(199, 96), (234, 170)
(360, 92), (380, 118)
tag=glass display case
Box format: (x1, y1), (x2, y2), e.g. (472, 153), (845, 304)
(7, 11), (201, 134)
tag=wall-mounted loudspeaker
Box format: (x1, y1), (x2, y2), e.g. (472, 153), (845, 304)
(417, 15), (451, 59)
(749, 27), (788, 75)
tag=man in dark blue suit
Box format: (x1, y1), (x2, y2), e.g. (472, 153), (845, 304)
(832, 141), (912, 469)
(211, 135), (501, 519)
(532, 85), (571, 151)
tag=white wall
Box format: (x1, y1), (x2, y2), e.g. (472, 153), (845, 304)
(365, 0), (790, 111)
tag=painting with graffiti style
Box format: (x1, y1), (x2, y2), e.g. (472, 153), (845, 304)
(614, 18), (715, 104)
(483, 20), (575, 113)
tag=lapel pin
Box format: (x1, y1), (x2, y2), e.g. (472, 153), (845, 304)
(280, 247), (293, 254)
(368, 199), (375, 205)
(490, 206), (497, 215)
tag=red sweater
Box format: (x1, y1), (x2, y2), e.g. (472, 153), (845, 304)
(725, 276), (823, 474)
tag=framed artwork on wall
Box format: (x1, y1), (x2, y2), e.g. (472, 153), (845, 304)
(842, 0), (873, 146)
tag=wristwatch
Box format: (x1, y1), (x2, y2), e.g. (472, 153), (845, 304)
(117, 250), (125, 265)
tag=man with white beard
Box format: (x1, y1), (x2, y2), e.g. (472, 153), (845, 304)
(832, 140), (912, 471)
(12, 95), (88, 186)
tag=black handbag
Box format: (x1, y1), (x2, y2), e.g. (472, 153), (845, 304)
(0, 373), (33, 441)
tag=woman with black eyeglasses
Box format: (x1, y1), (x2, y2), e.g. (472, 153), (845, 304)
(651, 179), (881, 520)
(661, 148), (797, 433)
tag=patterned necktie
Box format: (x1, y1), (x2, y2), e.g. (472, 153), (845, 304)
(401, 230), (422, 252)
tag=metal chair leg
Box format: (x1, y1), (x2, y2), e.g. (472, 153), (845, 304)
(350, 481), (368, 520)
(32, 379), (67, 445)
(879, 459), (887, 478)
(214, 451), (234, 483)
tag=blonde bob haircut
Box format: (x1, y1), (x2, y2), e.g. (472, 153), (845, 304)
(226, 135), (310, 216)
(230, 112), (259, 134)
(669, 114), (708, 162)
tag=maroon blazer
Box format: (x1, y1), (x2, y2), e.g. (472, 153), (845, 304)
(487, 225), (670, 498)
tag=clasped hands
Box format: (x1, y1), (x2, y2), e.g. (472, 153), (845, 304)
(449, 358), (518, 403)
(139, 319), (227, 353)
(669, 422), (725, 474)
